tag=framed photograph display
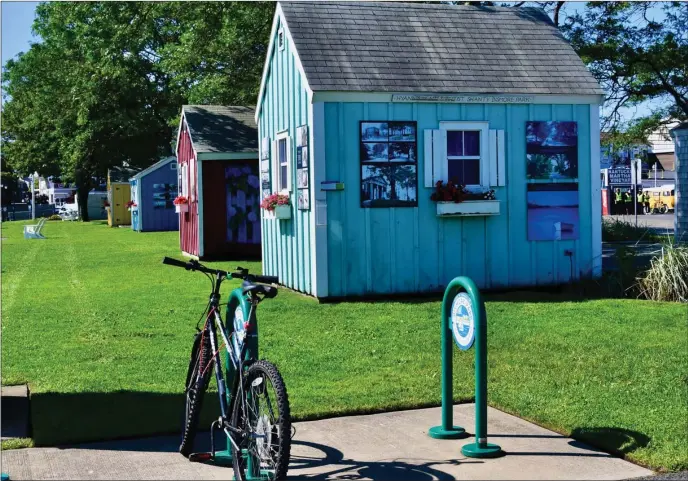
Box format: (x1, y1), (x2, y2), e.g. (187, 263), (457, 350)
(297, 189), (310, 210)
(296, 124), (310, 211)
(360, 121), (418, 208)
(526, 121), (578, 182)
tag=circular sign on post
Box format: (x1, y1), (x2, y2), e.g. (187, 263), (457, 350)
(451, 292), (475, 351)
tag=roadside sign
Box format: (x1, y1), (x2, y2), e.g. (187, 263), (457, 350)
(608, 168), (632, 185)
(451, 293), (475, 351)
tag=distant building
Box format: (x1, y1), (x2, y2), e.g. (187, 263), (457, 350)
(37, 176), (76, 206)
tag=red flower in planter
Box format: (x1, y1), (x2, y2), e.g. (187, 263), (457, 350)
(430, 181), (495, 203)
(260, 193), (291, 211)
(126, 200), (137, 208)
(103, 200), (110, 207)
(173, 195), (188, 205)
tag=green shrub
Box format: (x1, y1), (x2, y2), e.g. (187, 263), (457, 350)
(637, 243), (688, 302)
(602, 217), (663, 242)
(47, 214), (62, 221)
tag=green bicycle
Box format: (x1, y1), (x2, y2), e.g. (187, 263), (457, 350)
(163, 256), (291, 480)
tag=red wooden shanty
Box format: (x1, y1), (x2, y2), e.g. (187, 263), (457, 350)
(176, 105), (261, 259)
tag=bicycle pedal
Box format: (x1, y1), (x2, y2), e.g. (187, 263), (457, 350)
(188, 452), (214, 463)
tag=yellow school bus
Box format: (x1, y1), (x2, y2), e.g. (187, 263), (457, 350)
(644, 185), (675, 214)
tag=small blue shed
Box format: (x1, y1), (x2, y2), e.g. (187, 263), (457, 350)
(256, 1), (604, 300)
(130, 156), (179, 232)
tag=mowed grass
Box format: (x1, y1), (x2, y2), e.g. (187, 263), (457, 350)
(1, 220), (687, 471)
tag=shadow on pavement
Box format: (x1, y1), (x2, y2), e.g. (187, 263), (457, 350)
(570, 427), (651, 457)
(291, 439), (482, 480)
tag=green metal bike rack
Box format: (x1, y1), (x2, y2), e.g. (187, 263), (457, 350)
(428, 276), (504, 459)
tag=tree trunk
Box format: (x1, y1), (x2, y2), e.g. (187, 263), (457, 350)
(76, 183), (91, 222)
(75, 168), (93, 222)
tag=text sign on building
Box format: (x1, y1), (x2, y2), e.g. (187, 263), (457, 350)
(608, 168), (632, 185)
(392, 94), (534, 104)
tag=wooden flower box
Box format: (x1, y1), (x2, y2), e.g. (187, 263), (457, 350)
(265, 204), (291, 220)
(175, 203), (189, 213)
(436, 200), (500, 217)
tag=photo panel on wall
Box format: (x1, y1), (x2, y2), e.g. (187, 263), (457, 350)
(297, 169), (309, 189)
(360, 164), (418, 208)
(527, 183), (579, 241)
(297, 125), (308, 148)
(298, 189), (310, 210)
(526, 121), (578, 182)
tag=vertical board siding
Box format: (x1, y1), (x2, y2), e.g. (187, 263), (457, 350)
(177, 124), (199, 256)
(324, 101), (594, 296)
(140, 163), (179, 232)
(258, 18), (313, 295)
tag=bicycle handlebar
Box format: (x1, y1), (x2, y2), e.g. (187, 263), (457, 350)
(162, 257), (278, 285)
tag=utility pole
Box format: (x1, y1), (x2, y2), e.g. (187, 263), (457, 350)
(31, 172), (36, 220)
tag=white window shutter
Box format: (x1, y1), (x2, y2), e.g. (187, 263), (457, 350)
(272, 139), (278, 192)
(424, 129), (434, 188)
(433, 129), (447, 185)
(286, 136), (292, 192)
(488, 129), (507, 187)
(489, 130), (498, 187)
(497, 130), (506, 186)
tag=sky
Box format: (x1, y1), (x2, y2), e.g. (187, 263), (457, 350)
(1, 2), (40, 67)
(0, 1), (668, 122)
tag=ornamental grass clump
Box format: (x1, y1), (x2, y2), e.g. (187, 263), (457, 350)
(636, 243), (688, 302)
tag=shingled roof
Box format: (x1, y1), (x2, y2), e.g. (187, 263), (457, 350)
(279, 1), (603, 96)
(182, 105), (258, 154)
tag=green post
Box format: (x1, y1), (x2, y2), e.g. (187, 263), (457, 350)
(461, 284), (503, 458)
(428, 276), (503, 458)
(428, 277), (469, 439)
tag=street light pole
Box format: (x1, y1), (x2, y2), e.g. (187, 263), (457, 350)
(31, 173), (36, 221)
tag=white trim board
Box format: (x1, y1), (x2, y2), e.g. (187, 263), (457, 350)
(197, 160), (205, 258)
(312, 92), (604, 105)
(310, 101), (328, 298)
(590, 104), (602, 278)
(255, 2), (313, 122)
(196, 152), (259, 161)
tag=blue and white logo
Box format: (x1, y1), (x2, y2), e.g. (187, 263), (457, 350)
(451, 293), (475, 351)
(232, 306), (246, 360)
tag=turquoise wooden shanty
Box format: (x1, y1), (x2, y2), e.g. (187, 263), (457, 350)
(256, 1), (604, 300)
(130, 156), (179, 232)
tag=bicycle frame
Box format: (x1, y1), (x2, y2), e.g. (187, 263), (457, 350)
(201, 271), (260, 455)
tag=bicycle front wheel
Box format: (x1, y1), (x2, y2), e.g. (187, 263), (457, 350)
(179, 330), (212, 457)
(231, 360), (291, 481)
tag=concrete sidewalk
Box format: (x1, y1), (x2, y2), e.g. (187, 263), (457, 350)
(1, 404), (653, 480)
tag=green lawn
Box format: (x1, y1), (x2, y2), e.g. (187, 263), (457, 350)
(1, 220), (686, 471)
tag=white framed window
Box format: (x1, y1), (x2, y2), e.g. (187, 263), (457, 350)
(274, 131), (291, 193)
(179, 163), (189, 197)
(278, 27), (285, 51)
(440, 121), (489, 188)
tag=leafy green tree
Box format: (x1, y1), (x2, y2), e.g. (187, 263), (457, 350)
(2, 3), (184, 220)
(562, 2), (687, 145)
(156, 2), (274, 105)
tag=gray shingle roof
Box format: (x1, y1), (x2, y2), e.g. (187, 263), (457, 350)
(280, 1), (603, 96)
(182, 105), (258, 154)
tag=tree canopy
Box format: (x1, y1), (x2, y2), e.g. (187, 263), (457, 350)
(1, 0), (685, 213)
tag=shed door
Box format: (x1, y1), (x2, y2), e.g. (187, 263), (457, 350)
(226, 163), (261, 245)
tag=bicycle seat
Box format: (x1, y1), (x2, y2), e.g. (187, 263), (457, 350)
(242, 280), (278, 298)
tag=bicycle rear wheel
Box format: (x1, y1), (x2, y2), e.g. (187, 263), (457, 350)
(231, 360), (291, 481)
(179, 330), (212, 457)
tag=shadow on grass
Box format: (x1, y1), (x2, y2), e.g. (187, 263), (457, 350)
(30, 391), (470, 448)
(570, 427), (651, 457)
(31, 391), (220, 447)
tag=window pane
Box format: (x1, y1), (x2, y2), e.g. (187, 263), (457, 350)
(464, 131), (480, 156)
(447, 158), (480, 186)
(281, 165), (288, 190)
(447, 131), (463, 157)
(278, 138), (287, 165)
